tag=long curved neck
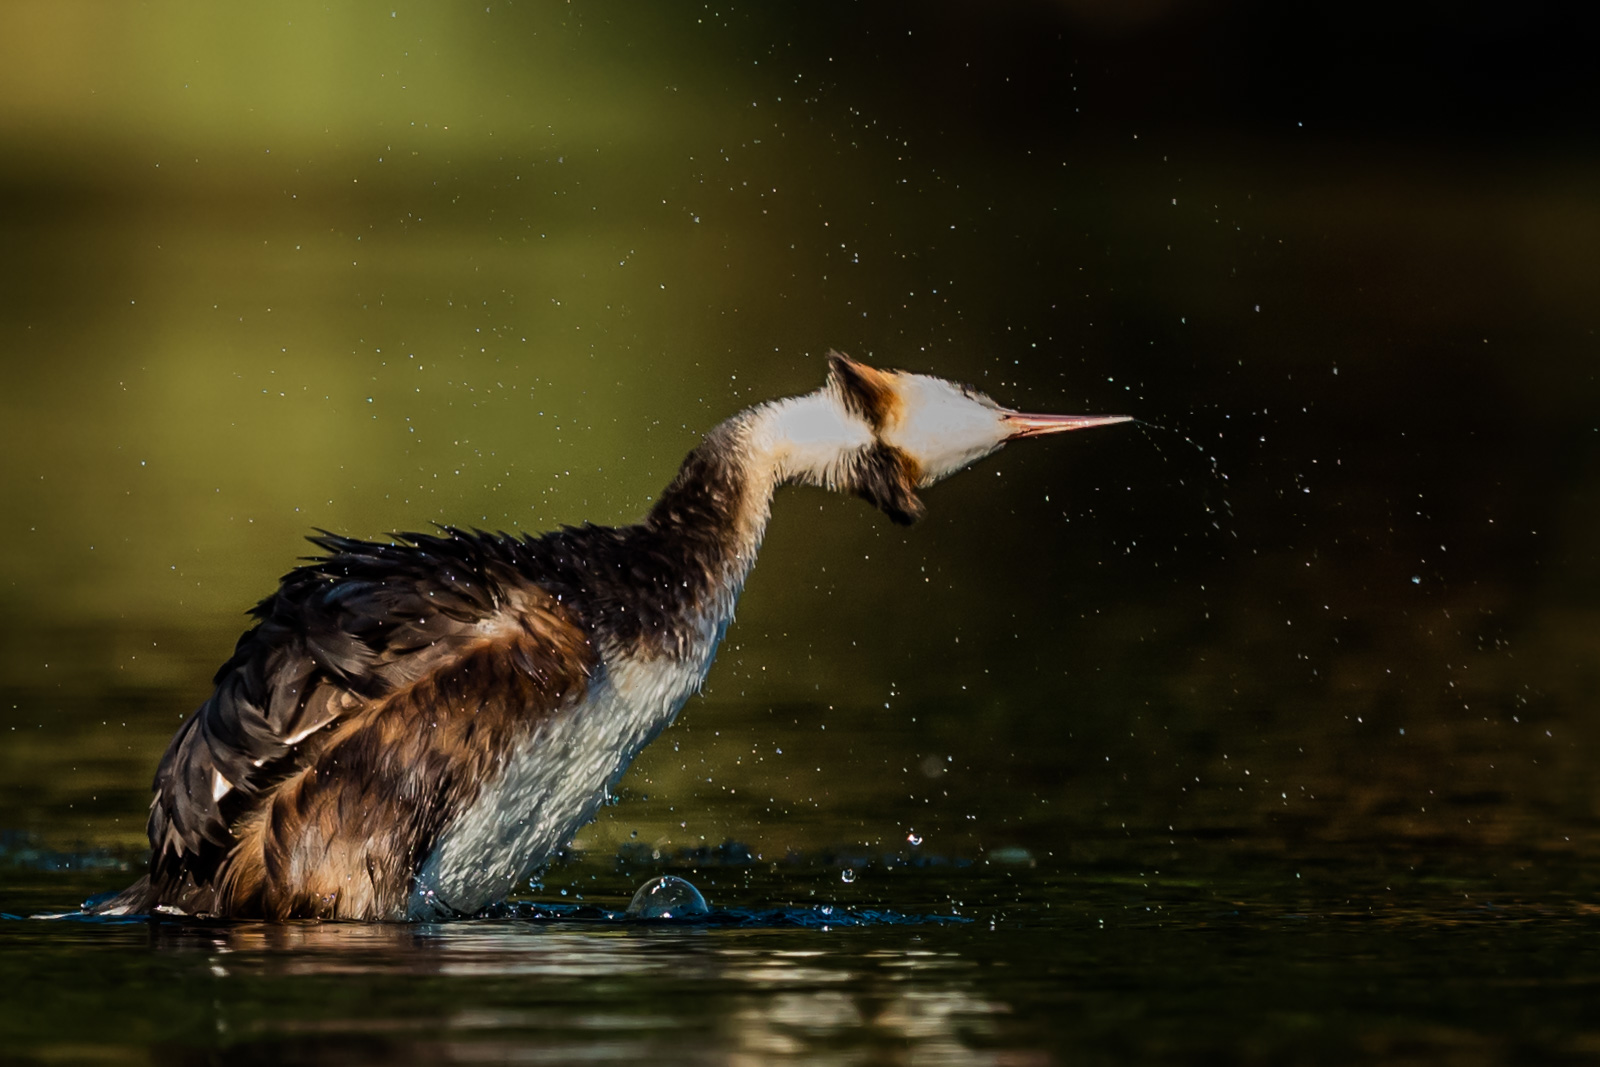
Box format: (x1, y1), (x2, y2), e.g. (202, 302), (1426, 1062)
(641, 389), (870, 634)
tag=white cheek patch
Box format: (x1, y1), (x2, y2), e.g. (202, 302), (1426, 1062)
(883, 375), (1008, 483)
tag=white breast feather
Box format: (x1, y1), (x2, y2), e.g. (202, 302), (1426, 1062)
(408, 617), (730, 919)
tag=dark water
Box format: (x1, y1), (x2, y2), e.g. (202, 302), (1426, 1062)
(9, 854), (1600, 1063)
(4, 2), (1599, 1063)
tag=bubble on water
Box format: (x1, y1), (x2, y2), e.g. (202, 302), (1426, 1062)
(840, 868), (856, 884)
(625, 875), (710, 920)
(907, 832), (923, 846)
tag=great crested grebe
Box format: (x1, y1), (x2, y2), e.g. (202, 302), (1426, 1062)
(92, 352), (1128, 921)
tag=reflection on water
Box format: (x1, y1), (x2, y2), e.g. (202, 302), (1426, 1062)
(727, 986), (1010, 1064)
(169, 921), (724, 980)
(8, 863), (1600, 1063)
(3, 895), (1022, 1063)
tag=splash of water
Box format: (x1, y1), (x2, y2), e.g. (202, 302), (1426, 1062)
(1130, 418), (1237, 537)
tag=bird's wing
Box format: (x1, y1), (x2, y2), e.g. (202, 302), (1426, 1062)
(146, 529), (593, 898)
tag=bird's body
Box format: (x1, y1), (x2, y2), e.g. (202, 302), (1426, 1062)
(94, 353), (1126, 920)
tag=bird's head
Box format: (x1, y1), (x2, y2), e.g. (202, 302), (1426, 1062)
(766, 351), (1130, 525)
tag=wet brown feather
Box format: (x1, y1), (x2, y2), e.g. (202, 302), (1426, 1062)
(218, 600), (592, 920)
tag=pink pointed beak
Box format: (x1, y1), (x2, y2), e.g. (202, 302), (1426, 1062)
(1001, 411), (1133, 439)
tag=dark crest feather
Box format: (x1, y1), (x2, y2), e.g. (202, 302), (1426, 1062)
(826, 350), (897, 430)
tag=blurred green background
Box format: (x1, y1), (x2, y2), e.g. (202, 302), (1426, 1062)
(2, 1), (1597, 875)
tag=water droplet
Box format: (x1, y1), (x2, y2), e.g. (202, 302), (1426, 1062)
(840, 868), (856, 884)
(907, 832), (923, 846)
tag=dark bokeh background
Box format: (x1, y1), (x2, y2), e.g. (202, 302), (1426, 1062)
(1, 0), (1597, 873)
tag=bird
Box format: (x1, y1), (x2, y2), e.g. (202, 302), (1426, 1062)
(91, 351), (1129, 921)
